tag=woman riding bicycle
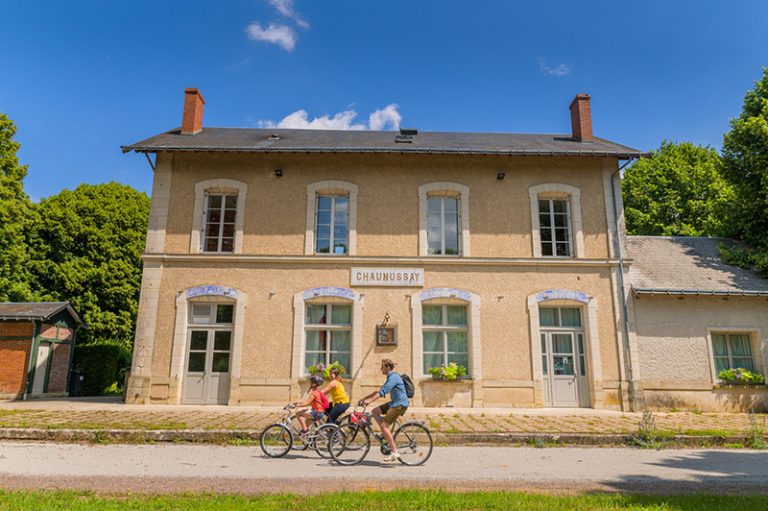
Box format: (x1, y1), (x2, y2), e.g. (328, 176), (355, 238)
(319, 366), (350, 424)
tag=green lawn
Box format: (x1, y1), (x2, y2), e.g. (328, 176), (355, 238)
(0, 490), (766, 511)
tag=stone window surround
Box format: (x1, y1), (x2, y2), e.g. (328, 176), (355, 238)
(526, 290), (601, 407)
(529, 183), (584, 258)
(418, 182), (471, 257)
(304, 181), (358, 256)
(411, 287), (481, 379)
(190, 179), (248, 254)
(705, 327), (765, 385)
(169, 285), (248, 405)
(292, 287), (364, 380)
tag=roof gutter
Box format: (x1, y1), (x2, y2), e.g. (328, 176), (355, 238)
(633, 288), (768, 297)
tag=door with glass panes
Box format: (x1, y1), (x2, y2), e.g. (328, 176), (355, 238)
(182, 303), (233, 404)
(539, 307), (589, 407)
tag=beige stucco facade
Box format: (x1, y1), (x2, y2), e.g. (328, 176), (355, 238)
(125, 150), (646, 409)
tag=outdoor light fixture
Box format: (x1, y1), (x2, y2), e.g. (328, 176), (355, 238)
(274, 169), (283, 177)
(497, 172), (506, 180)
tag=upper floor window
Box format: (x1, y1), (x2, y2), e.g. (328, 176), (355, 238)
(427, 196), (460, 255)
(528, 184), (584, 258)
(712, 333), (755, 373)
(315, 195), (349, 255)
(203, 193), (237, 253)
(538, 198), (572, 257)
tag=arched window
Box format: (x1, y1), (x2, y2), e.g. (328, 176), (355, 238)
(418, 182), (470, 257)
(528, 183), (584, 258)
(190, 179), (248, 254)
(305, 181), (358, 256)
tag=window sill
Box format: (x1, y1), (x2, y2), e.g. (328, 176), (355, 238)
(713, 383), (767, 389)
(420, 376), (474, 383)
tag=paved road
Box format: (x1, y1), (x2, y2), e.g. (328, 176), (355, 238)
(1, 442), (766, 494)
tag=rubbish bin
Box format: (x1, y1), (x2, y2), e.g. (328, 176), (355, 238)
(69, 370), (84, 397)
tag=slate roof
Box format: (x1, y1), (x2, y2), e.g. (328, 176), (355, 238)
(122, 128), (645, 158)
(626, 236), (768, 296)
(0, 302), (85, 324)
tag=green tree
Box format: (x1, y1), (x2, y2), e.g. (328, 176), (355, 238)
(0, 113), (34, 301)
(622, 141), (735, 237)
(722, 68), (768, 247)
(27, 183), (150, 346)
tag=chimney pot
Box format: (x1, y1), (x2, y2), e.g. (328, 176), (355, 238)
(181, 88), (205, 135)
(569, 93), (593, 142)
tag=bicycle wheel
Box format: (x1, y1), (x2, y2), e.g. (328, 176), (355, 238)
(329, 422), (370, 466)
(313, 423), (337, 459)
(259, 423), (293, 458)
(394, 422), (433, 466)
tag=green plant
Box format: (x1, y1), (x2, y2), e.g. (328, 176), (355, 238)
(306, 360), (347, 379)
(629, 410), (665, 449)
(748, 409), (767, 449)
(427, 362), (467, 381)
(718, 368), (765, 385)
(73, 340), (131, 395)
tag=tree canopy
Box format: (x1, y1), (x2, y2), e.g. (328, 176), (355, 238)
(27, 183), (150, 345)
(622, 140), (735, 237)
(0, 114), (33, 301)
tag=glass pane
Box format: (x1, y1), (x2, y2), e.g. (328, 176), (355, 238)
(334, 225), (348, 239)
(190, 331), (208, 350)
(331, 305), (351, 325)
(427, 197), (442, 212)
(187, 352), (206, 372)
(223, 210), (236, 223)
(205, 238), (219, 252)
(214, 331), (231, 351)
(305, 351), (326, 368)
(207, 195), (222, 209)
(577, 333), (585, 353)
(205, 223), (220, 237)
(423, 331), (443, 352)
(316, 225), (331, 239)
(212, 353), (230, 373)
(330, 353), (350, 374)
(423, 353), (444, 372)
(554, 214), (568, 228)
(539, 213), (552, 228)
(555, 227), (570, 242)
(306, 330), (328, 351)
(540, 333), (547, 354)
(317, 196), (332, 210)
(540, 227), (552, 241)
(542, 355), (548, 375)
(445, 219), (459, 255)
(334, 197), (348, 220)
(556, 242), (570, 257)
(447, 354), (469, 372)
(552, 200), (567, 214)
(539, 308), (558, 327)
(192, 304), (211, 318)
(207, 210), (221, 223)
(446, 306), (467, 326)
(306, 304), (327, 324)
(729, 334), (752, 356)
(732, 358), (755, 371)
(579, 355), (586, 376)
(216, 304), (234, 324)
(538, 200), (550, 214)
(331, 330), (351, 351)
(541, 242), (553, 256)
(553, 356), (575, 375)
(316, 238), (330, 253)
(714, 357), (730, 373)
(225, 195), (237, 208)
(222, 224), (235, 237)
(423, 305), (442, 326)
(560, 308), (582, 327)
(711, 334), (728, 356)
(447, 331), (468, 353)
(552, 334), (573, 354)
(221, 238), (234, 252)
(444, 198), (458, 212)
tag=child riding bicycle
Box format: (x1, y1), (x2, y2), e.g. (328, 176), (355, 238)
(294, 374), (328, 436)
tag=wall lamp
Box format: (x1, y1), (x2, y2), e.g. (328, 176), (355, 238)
(274, 169), (283, 177)
(496, 172), (506, 180)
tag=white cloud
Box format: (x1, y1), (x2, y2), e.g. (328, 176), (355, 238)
(258, 104), (402, 131)
(268, 0), (309, 28)
(245, 22), (296, 51)
(538, 59), (571, 76)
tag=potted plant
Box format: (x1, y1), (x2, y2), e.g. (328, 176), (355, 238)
(427, 362), (467, 381)
(306, 361), (347, 379)
(718, 368), (765, 385)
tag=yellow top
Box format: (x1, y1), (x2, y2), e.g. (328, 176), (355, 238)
(328, 380), (349, 405)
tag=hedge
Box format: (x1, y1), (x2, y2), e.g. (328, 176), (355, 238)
(73, 342), (131, 395)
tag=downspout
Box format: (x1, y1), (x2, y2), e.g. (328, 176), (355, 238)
(610, 160), (639, 410)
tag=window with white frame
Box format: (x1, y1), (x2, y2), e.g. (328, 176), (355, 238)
(305, 303), (351, 373)
(538, 198), (572, 257)
(712, 333), (755, 373)
(315, 195), (349, 255)
(187, 303), (234, 374)
(422, 304), (469, 374)
(427, 196), (461, 255)
(203, 193), (237, 253)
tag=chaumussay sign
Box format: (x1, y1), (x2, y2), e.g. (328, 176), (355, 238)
(351, 268), (424, 287)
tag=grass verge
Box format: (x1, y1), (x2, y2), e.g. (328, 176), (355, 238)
(0, 490), (767, 510)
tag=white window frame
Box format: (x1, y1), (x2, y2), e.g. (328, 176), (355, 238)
(538, 198), (574, 258)
(314, 194), (350, 255)
(706, 329), (763, 383)
(426, 196), (462, 256)
(529, 184), (584, 258)
(305, 181), (358, 256)
(418, 182), (470, 257)
(201, 192), (237, 253)
(421, 304), (470, 376)
(190, 179), (247, 254)
(304, 303), (352, 373)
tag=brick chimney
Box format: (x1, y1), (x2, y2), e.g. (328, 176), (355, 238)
(569, 93), (592, 142)
(181, 88), (205, 135)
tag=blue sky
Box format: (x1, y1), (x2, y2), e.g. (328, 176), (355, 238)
(2, 0), (767, 200)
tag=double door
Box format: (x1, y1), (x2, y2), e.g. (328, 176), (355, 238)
(182, 328), (231, 404)
(541, 331), (589, 407)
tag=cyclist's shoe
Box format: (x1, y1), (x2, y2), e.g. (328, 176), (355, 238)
(382, 452), (401, 463)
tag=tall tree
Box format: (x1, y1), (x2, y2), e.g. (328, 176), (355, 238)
(27, 183), (150, 345)
(722, 68), (768, 247)
(0, 113), (33, 301)
(622, 140), (735, 237)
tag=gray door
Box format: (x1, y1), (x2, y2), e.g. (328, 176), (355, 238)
(182, 329), (231, 404)
(30, 342), (52, 396)
(541, 332), (588, 407)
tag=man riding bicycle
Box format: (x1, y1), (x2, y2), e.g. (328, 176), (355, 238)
(359, 358), (409, 462)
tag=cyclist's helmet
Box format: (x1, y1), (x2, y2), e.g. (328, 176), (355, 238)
(309, 375), (323, 386)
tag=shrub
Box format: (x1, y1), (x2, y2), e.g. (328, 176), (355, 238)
(428, 362), (467, 381)
(73, 341), (132, 395)
(718, 368), (765, 385)
(307, 361), (347, 379)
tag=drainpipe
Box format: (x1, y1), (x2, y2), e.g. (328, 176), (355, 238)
(610, 161), (640, 410)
